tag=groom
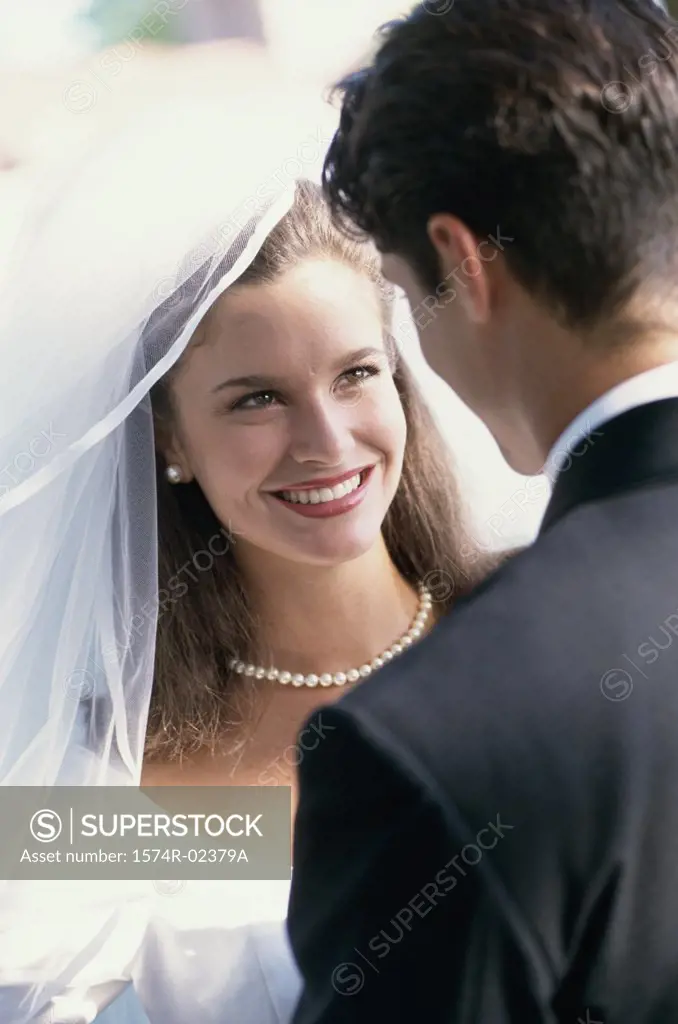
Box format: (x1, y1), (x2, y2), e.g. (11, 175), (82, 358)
(287, 0), (678, 1021)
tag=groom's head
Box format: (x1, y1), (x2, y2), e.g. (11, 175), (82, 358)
(323, 0), (678, 473)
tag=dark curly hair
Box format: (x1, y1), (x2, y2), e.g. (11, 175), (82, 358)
(323, 0), (678, 331)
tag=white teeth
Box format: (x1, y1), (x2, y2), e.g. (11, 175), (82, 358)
(281, 472), (363, 505)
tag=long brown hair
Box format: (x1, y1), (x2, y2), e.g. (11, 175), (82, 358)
(146, 180), (485, 763)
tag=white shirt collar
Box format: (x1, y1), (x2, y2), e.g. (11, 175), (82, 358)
(544, 361), (678, 482)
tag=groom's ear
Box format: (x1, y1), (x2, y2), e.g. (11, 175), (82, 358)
(427, 214), (492, 326)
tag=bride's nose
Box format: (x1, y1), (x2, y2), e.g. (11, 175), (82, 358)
(286, 394), (352, 466)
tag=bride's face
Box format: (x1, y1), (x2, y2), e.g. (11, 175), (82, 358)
(165, 260), (407, 566)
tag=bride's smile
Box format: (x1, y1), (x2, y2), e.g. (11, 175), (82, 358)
(266, 463), (376, 518)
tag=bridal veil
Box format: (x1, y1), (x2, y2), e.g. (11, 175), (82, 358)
(0, 83), (340, 1022)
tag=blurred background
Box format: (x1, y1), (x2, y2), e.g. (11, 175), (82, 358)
(0, 0), (408, 182)
(0, 0), (558, 550)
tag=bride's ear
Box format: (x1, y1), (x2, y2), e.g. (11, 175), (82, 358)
(156, 424), (193, 485)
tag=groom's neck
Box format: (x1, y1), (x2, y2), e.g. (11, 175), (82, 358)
(510, 317), (678, 476)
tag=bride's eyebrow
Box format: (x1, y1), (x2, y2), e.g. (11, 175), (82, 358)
(211, 373), (282, 395)
(336, 345), (385, 367)
(211, 347), (385, 395)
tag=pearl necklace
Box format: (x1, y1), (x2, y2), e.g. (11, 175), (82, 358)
(229, 583), (432, 688)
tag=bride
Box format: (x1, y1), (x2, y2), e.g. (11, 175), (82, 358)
(0, 93), (490, 1024)
(139, 186), (482, 798)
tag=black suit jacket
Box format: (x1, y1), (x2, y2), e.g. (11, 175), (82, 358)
(288, 398), (678, 1023)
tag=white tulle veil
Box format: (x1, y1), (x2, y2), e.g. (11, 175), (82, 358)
(0, 86), (353, 1022)
(0, 93), (343, 790)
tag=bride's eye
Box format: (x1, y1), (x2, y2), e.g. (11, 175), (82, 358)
(332, 363), (382, 403)
(231, 390), (281, 411)
(336, 363), (382, 389)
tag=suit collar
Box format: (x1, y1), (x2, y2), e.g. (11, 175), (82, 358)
(544, 361), (678, 483)
(540, 397), (678, 533)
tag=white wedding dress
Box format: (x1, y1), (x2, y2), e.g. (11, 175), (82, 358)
(99, 881), (298, 1024)
(5, 879), (297, 1023)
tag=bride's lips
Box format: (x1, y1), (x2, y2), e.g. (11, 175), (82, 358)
(267, 466), (375, 519)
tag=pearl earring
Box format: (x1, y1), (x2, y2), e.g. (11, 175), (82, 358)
(165, 464), (183, 484)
